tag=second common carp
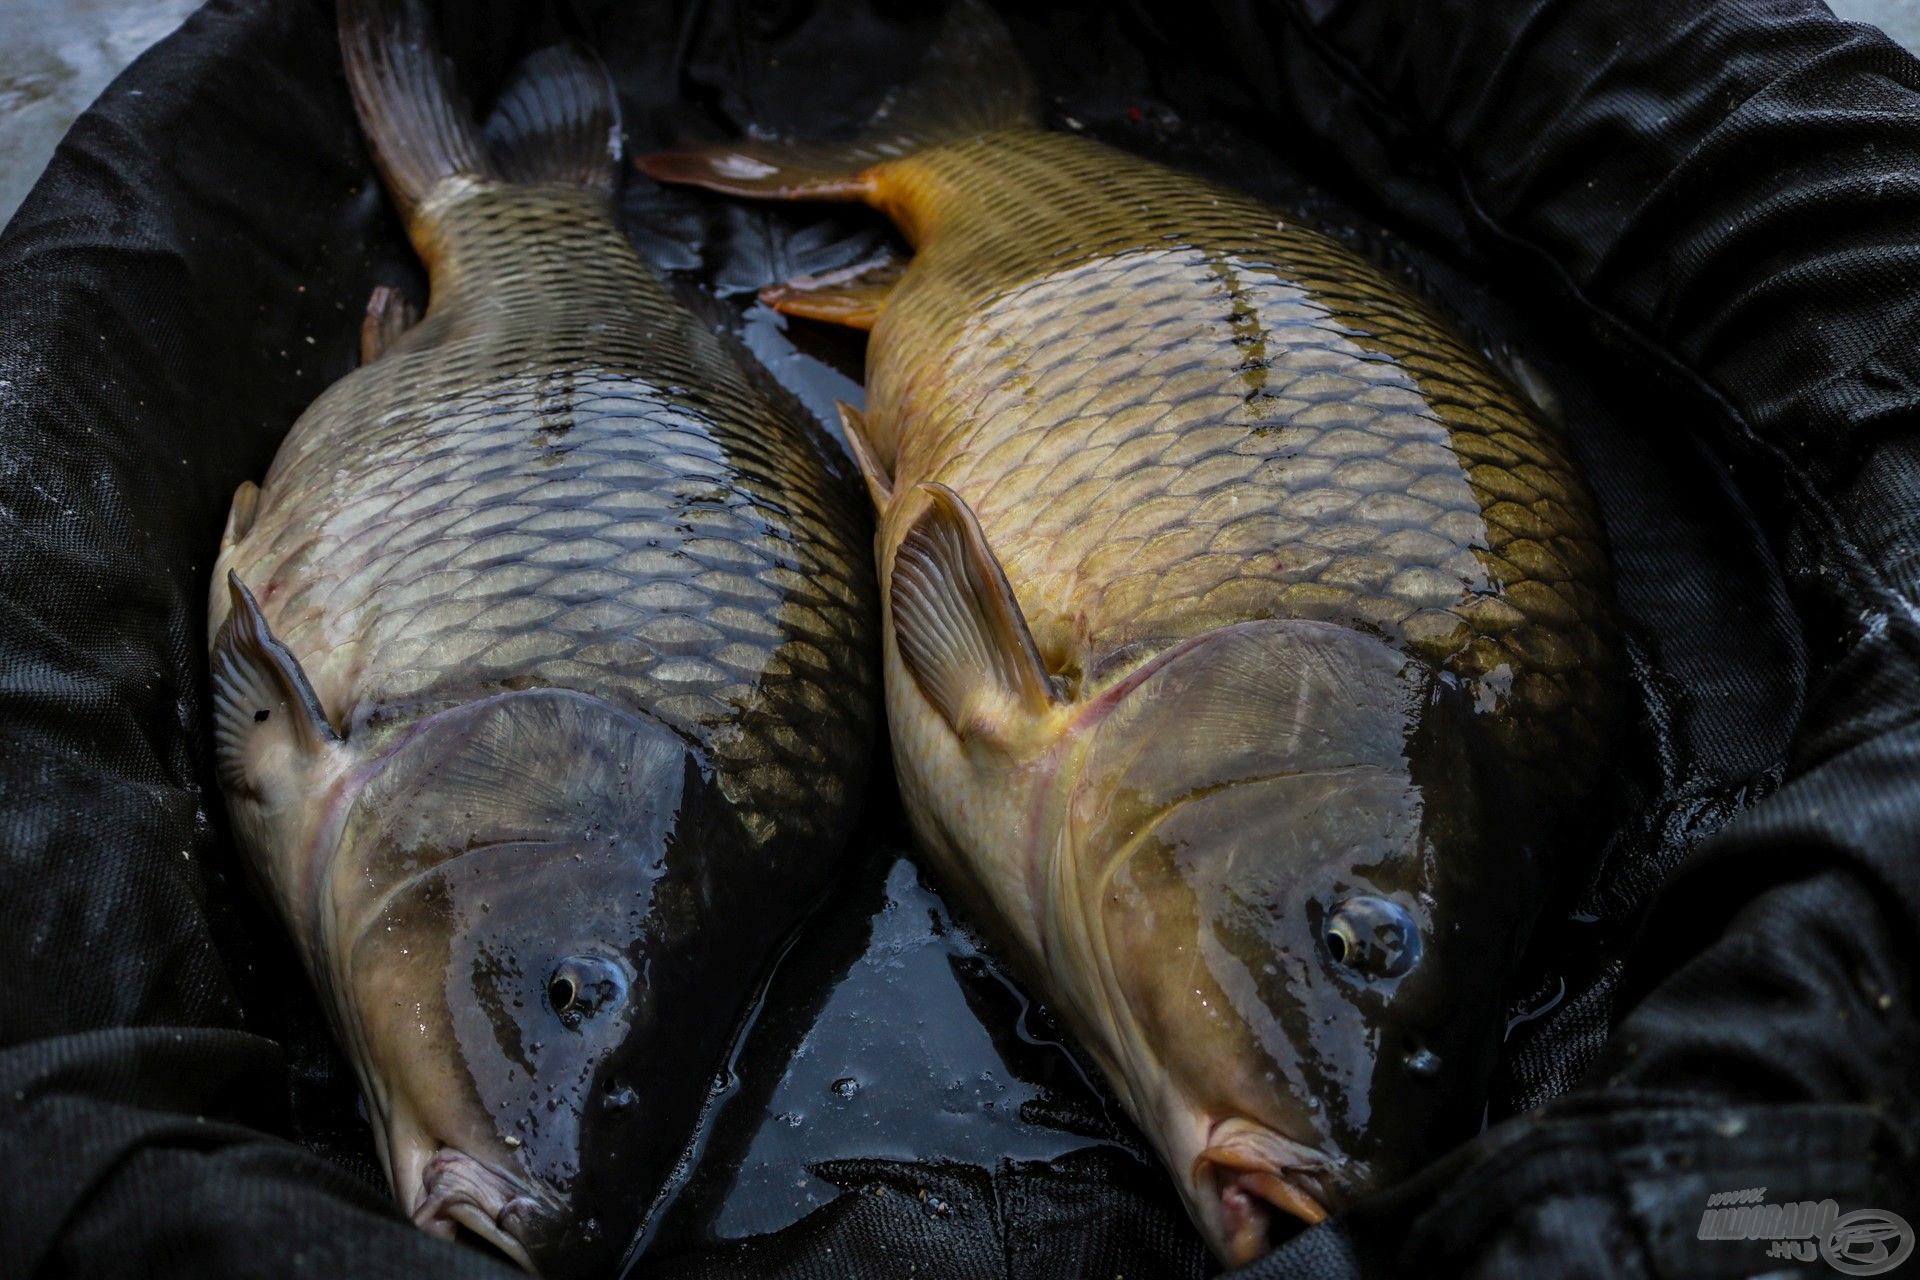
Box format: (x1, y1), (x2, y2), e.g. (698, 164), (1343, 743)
(208, 1), (876, 1274)
(643, 3), (1613, 1265)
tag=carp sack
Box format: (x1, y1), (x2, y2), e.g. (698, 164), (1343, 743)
(642, 2), (1613, 1265)
(207, 1), (877, 1273)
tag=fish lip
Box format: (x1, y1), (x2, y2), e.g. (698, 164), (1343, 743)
(1201, 1152), (1336, 1217)
(411, 1148), (554, 1275)
(1190, 1121), (1342, 1264)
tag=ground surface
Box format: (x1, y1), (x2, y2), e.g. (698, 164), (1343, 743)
(0, 0), (200, 229)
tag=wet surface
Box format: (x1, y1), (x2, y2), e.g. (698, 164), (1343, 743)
(595, 19), (1806, 1263)
(6, 0), (1914, 238)
(639, 850), (1140, 1254)
(0, 0), (1864, 1272)
(608, 159), (1197, 1253)
(0, 0), (200, 228)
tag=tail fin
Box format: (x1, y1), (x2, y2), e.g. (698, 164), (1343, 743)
(338, 0), (492, 217)
(637, 0), (1034, 201)
(484, 43), (621, 194)
(338, 0), (621, 221)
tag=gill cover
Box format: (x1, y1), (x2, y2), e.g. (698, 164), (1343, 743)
(1063, 619), (1513, 1246)
(330, 687), (737, 1278)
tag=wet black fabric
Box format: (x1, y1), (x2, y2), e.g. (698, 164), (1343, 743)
(0, 1), (1916, 1278)
(1180, 2), (1920, 1273)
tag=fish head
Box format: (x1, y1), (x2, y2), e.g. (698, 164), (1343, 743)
(327, 689), (766, 1277)
(1060, 619), (1530, 1264)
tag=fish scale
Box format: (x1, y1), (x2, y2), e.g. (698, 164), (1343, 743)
(205, 8), (887, 1271)
(868, 130), (1612, 782)
(220, 184), (873, 845)
(638, 4), (1618, 1261)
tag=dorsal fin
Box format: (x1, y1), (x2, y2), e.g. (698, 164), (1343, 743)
(211, 572), (341, 795)
(891, 483), (1059, 742)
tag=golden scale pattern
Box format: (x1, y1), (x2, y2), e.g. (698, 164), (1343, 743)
(224, 184), (877, 848)
(868, 130), (1612, 778)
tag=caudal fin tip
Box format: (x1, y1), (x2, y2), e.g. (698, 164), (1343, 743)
(637, 145), (873, 202)
(637, 1), (1028, 206)
(336, 0), (491, 215)
(633, 150), (707, 182)
(636, 147), (775, 189)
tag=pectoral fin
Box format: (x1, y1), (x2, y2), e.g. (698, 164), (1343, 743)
(211, 572), (340, 796)
(360, 285), (420, 364)
(761, 256), (905, 331)
(891, 483), (1060, 742)
(221, 481), (261, 553)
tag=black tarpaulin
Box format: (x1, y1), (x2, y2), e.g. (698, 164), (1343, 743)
(0, 1), (1915, 1278)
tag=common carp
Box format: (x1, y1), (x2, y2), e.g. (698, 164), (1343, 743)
(642, 5), (1612, 1265)
(207, 2), (876, 1273)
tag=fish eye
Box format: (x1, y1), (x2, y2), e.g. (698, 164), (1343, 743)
(546, 955), (628, 1028)
(1322, 895), (1420, 980)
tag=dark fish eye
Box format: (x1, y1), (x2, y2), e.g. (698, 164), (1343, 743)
(546, 955), (628, 1028)
(1322, 895), (1420, 980)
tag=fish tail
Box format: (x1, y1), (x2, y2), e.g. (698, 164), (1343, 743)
(636, 0), (1034, 202)
(482, 42), (621, 194)
(339, 0), (620, 226)
(338, 0), (494, 218)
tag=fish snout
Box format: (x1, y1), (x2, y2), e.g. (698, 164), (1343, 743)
(1189, 1120), (1344, 1265)
(412, 1149), (551, 1273)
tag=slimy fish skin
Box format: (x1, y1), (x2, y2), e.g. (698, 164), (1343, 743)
(643, 3), (1612, 1264)
(207, 2), (876, 1273)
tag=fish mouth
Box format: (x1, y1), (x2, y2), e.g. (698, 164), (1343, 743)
(1190, 1120), (1339, 1265)
(410, 1148), (551, 1274)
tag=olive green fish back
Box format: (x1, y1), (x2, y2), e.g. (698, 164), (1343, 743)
(868, 129), (1612, 789)
(230, 183), (876, 849)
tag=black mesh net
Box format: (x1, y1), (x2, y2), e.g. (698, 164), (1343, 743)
(1, 2), (1915, 1278)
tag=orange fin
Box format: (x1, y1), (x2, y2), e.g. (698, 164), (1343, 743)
(891, 483), (1060, 741)
(635, 144), (878, 201)
(836, 402), (892, 510)
(762, 255), (906, 331)
(482, 42), (621, 192)
(360, 284), (419, 364)
(637, 0), (1033, 203)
